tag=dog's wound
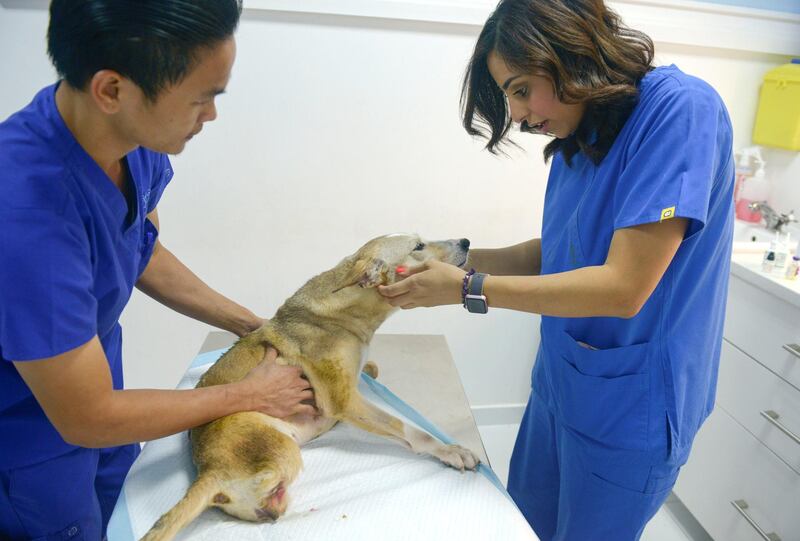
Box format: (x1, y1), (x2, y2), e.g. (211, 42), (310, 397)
(213, 493), (231, 504)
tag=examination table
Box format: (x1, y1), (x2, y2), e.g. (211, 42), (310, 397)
(107, 333), (538, 540)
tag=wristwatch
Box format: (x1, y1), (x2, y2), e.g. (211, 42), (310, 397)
(464, 272), (489, 314)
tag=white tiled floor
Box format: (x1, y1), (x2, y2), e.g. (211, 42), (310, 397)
(477, 424), (711, 541)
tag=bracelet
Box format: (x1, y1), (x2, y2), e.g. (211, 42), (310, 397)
(461, 268), (476, 307)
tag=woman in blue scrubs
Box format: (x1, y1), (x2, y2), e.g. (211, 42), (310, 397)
(0, 2), (315, 540)
(379, 1), (734, 539)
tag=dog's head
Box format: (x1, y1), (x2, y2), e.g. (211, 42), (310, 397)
(343, 233), (470, 290)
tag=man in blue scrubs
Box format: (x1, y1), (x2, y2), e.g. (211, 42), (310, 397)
(379, 1), (733, 539)
(0, 2), (316, 539)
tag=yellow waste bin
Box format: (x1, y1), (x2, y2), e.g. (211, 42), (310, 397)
(752, 59), (800, 151)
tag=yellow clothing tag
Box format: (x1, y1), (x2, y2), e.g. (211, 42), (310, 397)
(660, 206), (676, 221)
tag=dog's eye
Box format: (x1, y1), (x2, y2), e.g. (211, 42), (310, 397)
(413, 242), (425, 251)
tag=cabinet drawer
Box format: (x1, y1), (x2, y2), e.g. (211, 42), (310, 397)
(724, 275), (800, 390)
(717, 339), (800, 475)
(674, 407), (800, 541)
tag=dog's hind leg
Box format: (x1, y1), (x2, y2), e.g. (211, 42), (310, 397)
(338, 396), (479, 472)
(140, 474), (221, 541)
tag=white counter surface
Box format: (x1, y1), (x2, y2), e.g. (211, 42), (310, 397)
(730, 253), (800, 309)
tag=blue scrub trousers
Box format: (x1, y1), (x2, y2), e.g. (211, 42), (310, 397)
(508, 395), (680, 540)
(0, 444), (139, 541)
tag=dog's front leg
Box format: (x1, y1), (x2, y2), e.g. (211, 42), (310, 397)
(339, 397), (480, 471)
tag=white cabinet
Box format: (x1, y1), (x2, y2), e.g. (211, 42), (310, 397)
(717, 340), (800, 475)
(724, 275), (800, 391)
(675, 407), (799, 541)
(674, 269), (800, 541)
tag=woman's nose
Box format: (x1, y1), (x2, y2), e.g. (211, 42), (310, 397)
(508, 100), (528, 124)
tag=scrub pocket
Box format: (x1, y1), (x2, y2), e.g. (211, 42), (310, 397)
(550, 330), (650, 451)
(541, 210), (588, 274)
(6, 448), (102, 541)
(577, 465), (678, 540)
(29, 522), (87, 541)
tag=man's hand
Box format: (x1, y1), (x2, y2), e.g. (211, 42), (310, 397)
(236, 316), (267, 338)
(377, 260), (465, 309)
(240, 347), (317, 418)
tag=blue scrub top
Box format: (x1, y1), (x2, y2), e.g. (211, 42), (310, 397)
(533, 65), (734, 462)
(0, 84), (173, 468)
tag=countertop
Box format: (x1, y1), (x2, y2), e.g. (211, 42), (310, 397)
(198, 331), (490, 465)
(730, 253), (800, 309)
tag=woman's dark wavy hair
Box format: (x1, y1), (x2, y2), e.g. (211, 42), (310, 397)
(47, 0), (243, 101)
(461, 0), (654, 165)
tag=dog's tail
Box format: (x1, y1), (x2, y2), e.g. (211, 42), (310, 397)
(139, 474), (220, 541)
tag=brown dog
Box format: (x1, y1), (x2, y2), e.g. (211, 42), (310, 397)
(141, 234), (480, 541)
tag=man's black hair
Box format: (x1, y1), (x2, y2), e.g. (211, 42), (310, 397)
(47, 0), (243, 100)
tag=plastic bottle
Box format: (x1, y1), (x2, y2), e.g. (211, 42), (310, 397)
(734, 147), (767, 223)
(762, 249), (775, 273)
(773, 232), (789, 271)
(734, 148), (755, 205)
(734, 157), (748, 200)
(785, 256), (799, 281)
(737, 158), (771, 223)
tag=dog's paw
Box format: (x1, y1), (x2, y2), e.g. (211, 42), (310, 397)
(432, 444), (480, 472)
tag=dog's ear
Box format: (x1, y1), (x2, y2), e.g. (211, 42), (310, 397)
(335, 258), (389, 293)
(356, 258), (389, 288)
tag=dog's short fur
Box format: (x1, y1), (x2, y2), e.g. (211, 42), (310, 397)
(141, 234), (480, 541)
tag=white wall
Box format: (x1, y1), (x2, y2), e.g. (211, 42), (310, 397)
(126, 12), (549, 409)
(1, 3), (798, 415)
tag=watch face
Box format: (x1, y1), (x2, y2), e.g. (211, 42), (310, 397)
(465, 295), (488, 314)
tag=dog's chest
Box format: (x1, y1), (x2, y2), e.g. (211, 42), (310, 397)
(277, 346), (371, 445)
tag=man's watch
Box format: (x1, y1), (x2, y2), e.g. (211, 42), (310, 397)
(464, 272), (489, 314)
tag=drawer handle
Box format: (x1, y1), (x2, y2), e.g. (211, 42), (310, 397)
(730, 500), (781, 541)
(760, 410), (800, 445)
(783, 343), (800, 360)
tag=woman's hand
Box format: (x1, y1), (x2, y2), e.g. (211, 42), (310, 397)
(240, 347), (317, 418)
(377, 260), (465, 309)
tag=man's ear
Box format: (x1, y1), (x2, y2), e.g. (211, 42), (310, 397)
(88, 69), (126, 114)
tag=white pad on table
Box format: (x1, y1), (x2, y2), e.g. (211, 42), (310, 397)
(108, 348), (538, 541)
